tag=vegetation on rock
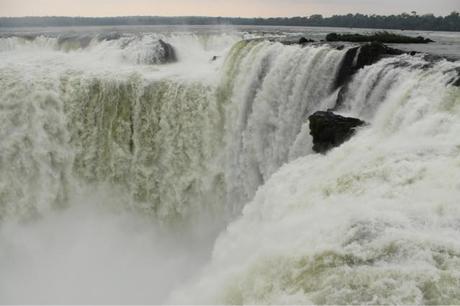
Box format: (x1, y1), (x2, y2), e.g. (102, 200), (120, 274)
(326, 31), (434, 43)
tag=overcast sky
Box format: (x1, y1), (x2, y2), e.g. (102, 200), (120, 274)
(0, 0), (458, 17)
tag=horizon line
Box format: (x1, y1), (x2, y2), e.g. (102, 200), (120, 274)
(0, 11), (456, 19)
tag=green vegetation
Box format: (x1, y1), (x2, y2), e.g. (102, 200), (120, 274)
(0, 12), (459, 32)
(326, 31), (434, 43)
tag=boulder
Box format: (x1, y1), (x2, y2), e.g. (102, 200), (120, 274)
(157, 39), (177, 64)
(309, 111), (366, 153)
(299, 37), (315, 44)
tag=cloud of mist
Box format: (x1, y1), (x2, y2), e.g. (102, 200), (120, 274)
(0, 195), (215, 304)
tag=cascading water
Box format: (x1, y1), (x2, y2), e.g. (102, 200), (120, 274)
(0, 29), (459, 304)
(0, 32), (237, 224)
(220, 40), (345, 212)
(171, 51), (460, 305)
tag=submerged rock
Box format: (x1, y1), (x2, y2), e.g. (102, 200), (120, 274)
(57, 35), (93, 50)
(98, 32), (122, 42)
(309, 111), (366, 154)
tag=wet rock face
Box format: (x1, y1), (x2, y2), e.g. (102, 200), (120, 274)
(299, 37), (315, 44)
(450, 67), (460, 87)
(98, 32), (122, 42)
(334, 42), (404, 89)
(276, 37), (315, 45)
(57, 35), (93, 49)
(309, 111), (366, 154)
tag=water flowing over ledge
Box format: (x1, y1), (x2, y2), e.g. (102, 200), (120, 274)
(0, 30), (460, 304)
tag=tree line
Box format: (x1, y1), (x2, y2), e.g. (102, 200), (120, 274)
(0, 12), (459, 31)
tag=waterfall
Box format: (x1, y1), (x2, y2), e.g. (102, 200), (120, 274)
(219, 40), (345, 213)
(0, 31), (459, 304)
(170, 50), (460, 305)
(0, 35), (349, 223)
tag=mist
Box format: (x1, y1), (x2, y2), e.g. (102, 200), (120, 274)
(0, 191), (215, 304)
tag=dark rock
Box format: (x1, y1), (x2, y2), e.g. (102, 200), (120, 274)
(326, 32), (434, 44)
(451, 68), (460, 87)
(211, 55), (219, 61)
(326, 33), (340, 42)
(334, 42), (404, 90)
(299, 37), (315, 44)
(416, 36), (434, 43)
(443, 67), (460, 87)
(157, 39), (177, 63)
(276, 37), (315, 45)
(334, 47), (360, 90)
(18, 34), (37, 41)
(309, 111), (366, 154)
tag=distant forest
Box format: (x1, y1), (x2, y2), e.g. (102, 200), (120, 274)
(1, 12), (459, 31)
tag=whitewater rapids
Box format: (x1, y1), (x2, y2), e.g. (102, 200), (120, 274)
(0, 29), (460, 304)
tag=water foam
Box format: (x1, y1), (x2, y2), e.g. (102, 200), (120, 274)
(170, 54), (460, 305)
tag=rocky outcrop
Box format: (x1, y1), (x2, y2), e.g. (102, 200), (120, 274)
(331, 42), (407, 109)
(157, 39), (177, 64)
(334, 42), (404, 89)
(309, 111), (366, 154)
(326, 32), (434, 44)
(299, 37), (315, 44)
(98, 32), (122, 42)
(453, 78), (460, 87)
(275, 36), (316, 45)
(449, 67), (460, 87)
